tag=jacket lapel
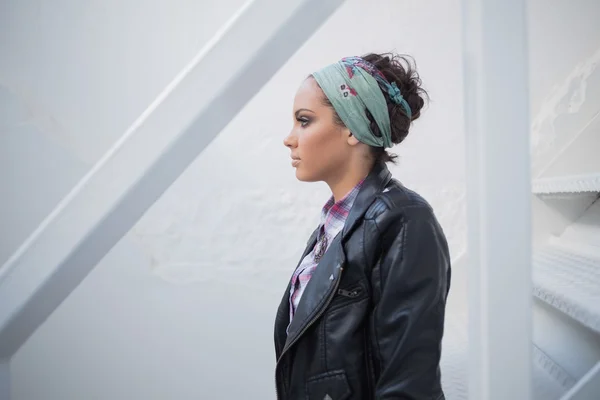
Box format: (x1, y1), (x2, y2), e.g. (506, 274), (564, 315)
(274, 227), (319, 352)
(281, 162), (393, 349)
(284, 233), (346, 346)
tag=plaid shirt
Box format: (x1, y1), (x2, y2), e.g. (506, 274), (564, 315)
(288, 180), (364, 327)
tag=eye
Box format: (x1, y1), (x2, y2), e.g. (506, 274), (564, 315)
(297, 117), (310, 127)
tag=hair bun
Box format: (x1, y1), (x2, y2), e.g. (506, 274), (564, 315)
(360, 52), (429, 163)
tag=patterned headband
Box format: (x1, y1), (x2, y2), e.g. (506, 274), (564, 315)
(312, 56), (412, 149)
(340, 56), (412, 119)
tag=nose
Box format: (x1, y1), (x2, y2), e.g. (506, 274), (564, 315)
(283, 131), (297, 149)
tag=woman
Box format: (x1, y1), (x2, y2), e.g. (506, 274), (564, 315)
(274, 53), (451, 400)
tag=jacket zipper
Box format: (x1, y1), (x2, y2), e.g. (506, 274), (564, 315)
(275, 266), (344, 400)
(337, 287), (361, 298)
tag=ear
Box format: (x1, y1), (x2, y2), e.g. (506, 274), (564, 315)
(347, 132), (361, 146)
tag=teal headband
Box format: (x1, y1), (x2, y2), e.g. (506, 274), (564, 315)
(312, 56), (412, 149)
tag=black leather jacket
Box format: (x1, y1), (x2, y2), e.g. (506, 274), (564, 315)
(274, 162), (451, 400)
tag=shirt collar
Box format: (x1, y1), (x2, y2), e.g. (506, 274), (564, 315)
(319, 179), (365, 231)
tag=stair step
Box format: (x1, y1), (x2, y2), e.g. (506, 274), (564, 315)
(533, 346), (577, 399)
(533, 241), (600, 333)
(560, 199), (600, 248)
(532, 173), (600, 195)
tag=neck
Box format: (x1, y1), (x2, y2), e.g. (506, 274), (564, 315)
(326, 159), (373, 202)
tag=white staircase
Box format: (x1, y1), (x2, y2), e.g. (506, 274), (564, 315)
(533, 233), (600, 335)
(533, 174), (600, 195)
(530, 183), (600, 400)
(532, 111), (600, 339)
(442, 107), (600, 399)
(442, 200), (600, 399)
(529, 106), (600, 398)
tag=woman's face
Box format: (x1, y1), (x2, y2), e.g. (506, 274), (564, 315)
(284, 77), (353, 182)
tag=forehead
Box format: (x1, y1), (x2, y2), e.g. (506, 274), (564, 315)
(293, 77), (325, 109)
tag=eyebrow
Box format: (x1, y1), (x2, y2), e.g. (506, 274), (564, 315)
(295, 108), (315, 117)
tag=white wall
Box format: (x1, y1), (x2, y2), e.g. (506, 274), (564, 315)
(1, 0), (599, 399)
(528, 0), (600, 175)
(0, 0), (249, 165)
(0, 86), (88, 263)
(0, 0), (249, 265)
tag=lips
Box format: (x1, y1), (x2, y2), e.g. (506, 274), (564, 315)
(291, 158), (301, 167)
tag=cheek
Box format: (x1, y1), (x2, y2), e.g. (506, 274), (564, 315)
(310, 119), (343, 145)
(298, 125), (345, 170)
(299, 126), (333, 160)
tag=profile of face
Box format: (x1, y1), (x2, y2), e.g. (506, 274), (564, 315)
(284, 77), (361, 182)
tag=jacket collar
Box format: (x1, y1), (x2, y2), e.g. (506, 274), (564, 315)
(341, 161), (392, 241)
(277, 162), (393, 350)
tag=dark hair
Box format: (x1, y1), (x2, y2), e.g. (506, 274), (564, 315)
(320, 52), (429, 164)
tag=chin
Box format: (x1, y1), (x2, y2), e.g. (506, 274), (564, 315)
(295, 168), (320, 182)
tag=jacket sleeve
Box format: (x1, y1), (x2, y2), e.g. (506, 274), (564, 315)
(370, 207), (451, 399)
